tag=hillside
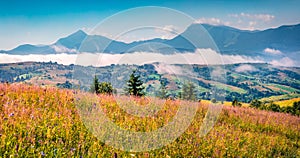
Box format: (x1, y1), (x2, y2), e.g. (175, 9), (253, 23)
(0, 83), (299, 157)
(0, 62), (299, 103)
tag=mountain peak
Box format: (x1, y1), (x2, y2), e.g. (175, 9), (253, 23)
(55, 30), (88, 49)
(73, 30), (87, 36)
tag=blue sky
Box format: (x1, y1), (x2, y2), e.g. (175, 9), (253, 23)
(1, 0), (300, 50)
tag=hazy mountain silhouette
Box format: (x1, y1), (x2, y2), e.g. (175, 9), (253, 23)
(1, 23), (300, 56)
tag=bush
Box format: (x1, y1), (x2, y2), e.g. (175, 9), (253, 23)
(232, 99), (242, 107)
(250, 99), (262, 108)
(211, 98), (217, 103)
(267, 102), (281, 112)
(90, 76), (114, 94)
(98, 82), (113, 94)
(292, 101), (300, 116)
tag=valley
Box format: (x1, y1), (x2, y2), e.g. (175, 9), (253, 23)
(1, 61), (299, 103)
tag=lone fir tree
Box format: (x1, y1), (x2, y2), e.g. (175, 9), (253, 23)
(125, 70), (145, 96)
(90, 75), (100, 94)
(180, 82), (197, 101)
(157, 78), (168, 99)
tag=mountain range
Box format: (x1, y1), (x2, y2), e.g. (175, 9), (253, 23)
(1, 23), (300, 57)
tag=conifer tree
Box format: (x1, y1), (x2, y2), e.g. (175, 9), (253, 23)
(180, 82), (197, 101)
(125, 70), (145, 96)
(157, 78), (168, 99)
(90, 75), (100, 94)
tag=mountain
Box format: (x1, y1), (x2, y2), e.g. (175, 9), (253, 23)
(55, 30), (87, 50)
(200, 23), (300, 55)
(0, 44), (55, 55)
(1, 23), (300, 56)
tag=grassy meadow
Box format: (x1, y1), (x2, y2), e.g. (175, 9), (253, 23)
(0, 83), (299, 157)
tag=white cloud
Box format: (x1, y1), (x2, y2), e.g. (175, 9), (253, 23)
(235, 64), (258, 72)
(154, 63), (185, 75)
(194, 18), (230, 26)
(51, 45), (77, 53)
(229, 13), (275, 22)
(227, 13), (275, 30)
(0, 53), (77, 65)
(248, 21), (257, 30)
(154, 25), (179, 39)
(0, 49), (267, 67)
(270, 57), (295, 67)
(161, 25), (178, 32)
(196, 13), (275, 30)
(241, 13), (274, 22)
(264, 48), (282, 55)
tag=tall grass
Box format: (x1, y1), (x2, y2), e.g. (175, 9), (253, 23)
(0, 83), (299, 157)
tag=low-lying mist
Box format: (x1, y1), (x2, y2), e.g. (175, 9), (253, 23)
(0, 49), (297, 67)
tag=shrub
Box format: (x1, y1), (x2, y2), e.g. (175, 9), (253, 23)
(211, 98), (217, 103)
(90, 76), (114, 94)
(250, 99), (262, 108)
(98, 82), (113, 94)
(292, 101), (300, 116)
(267, 102), (281, 112)
(232, 99), (242, 107)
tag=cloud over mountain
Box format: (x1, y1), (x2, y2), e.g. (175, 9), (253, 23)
(235, 64), (258, 72)
(264, 48), (282, 55)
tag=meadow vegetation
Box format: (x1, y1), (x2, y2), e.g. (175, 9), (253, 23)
(0, 83), (299, 157)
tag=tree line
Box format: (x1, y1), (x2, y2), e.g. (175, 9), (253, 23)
(249, 99), (300, 116)
(90, 69), (199, 101)
(90, 70), (145, 96)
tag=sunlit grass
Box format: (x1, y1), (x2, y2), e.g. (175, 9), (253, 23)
(275, 98), (300, 107)
(0, 83), (299, 157)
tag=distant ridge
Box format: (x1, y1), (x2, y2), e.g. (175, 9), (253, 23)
(1, 23), (300, 56)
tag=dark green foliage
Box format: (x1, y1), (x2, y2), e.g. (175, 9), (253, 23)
(284, 101), (300, 116)
(211, 98), (217, 103)
(284, 106), (295, 114)
(90, 75), (100, 94)
(125, 70), (145, 96)
(157, 78), (169, 99)
(232, 99), (242, 107)
(250, 99), (262, 108)
(267, 102), (281, 112)
(98, 82), (113, 94)
(180, 82), (197, 101)
(293, 101), (300, 111)
(250, 99), (300, 116)
(57, 80), (72, 89)
(90, 76), (114, 94)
